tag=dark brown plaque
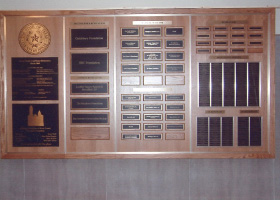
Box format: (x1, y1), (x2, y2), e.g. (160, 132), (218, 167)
(71, 83), (109, 94)
(12, 57), (58, 101)
(71, 29), (108, 48)
(71, 97), (109, 110)
(71, 53), (108, 73)
(12, 104), (59, 147)
(71, 113), (109, 124)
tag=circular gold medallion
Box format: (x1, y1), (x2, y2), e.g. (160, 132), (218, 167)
(18, 23), (51, 55)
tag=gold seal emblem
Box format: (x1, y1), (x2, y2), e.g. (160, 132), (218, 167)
(18, 23), (51, 55)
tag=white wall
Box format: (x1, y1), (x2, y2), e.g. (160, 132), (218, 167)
(0, 0), (279, 33)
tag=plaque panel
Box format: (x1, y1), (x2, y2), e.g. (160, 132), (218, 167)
(12, 104), (59, 147)
(12, 57), (58, 101)
(71, 29), (108, 48)
(71, 53), (108, 73)
(1, 8), (275, 159)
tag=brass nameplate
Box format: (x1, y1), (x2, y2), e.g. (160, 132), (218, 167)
(133, 21), (172, 25)
(144, 134), (162, 140)
(240, 110), (260, 114)
(205, 110), (225, 114)
(122, 133), (141, 140)
(210, 55), (249, 59)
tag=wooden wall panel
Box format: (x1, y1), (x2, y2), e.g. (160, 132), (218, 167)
(0, 8), (275, 158)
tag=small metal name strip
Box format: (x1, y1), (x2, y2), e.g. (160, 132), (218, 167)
(205, 110), (225, 114)
(133, 21), (172, 25)
(72, 22), (109, 25)
(71, 76), (109, 80)
(133, 88), (172, 92)
(210, 56), (249, 59)
(207, 20), (248, 25)
(240, 110), (259, 114)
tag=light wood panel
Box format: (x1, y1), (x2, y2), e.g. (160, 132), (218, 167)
(0, 8), (275, 158)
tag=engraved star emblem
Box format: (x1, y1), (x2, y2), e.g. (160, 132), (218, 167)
(31, 34), (39, 42)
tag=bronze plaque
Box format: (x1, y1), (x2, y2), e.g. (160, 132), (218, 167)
(71, 83), (109, 94)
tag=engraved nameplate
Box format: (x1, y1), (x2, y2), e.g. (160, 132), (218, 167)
(144, 94), (163, 101)
(144, 52), (162, 61)
(71, 98), (109, 110)
(144, 40), (161, 48)
(166, 52), (184, 60)
(71, 83), (109, 94)
(144, 104), (162, 111)
(121, 76), (140, 86)
(122, 133), (141, 140)
(165, 27), (183, 36)
(122, 64), (140, 73)
(71, 53), (108, 73)
(122, 104), (141, 111)
(122, 114), (140, 121)
(144, 134), (162, 140)
(144, 124), (163, 130)
(71, 113), (109, 124)
(71, 29), (108, 48)
(166, 104), (185, 111)
(122, 52), (140, 61)
(143, 27), (161, 36)
(122, 124), (141, 130)
(166, 94), (185, 101)
(166, 114), (185, 121)
(144, 114), (162, 120)
(144, 64), (162, 73)
(166, 64), (184, 73)
(166, 40), (184, 48)
(121, 40), (140, 48)
(121, 28), (139, 36)
(121, 95), (141, 101)
(166, 124), (185, 130)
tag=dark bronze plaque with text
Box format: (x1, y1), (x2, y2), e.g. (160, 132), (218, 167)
(12, 57), (58, 101)
(71, 29), (108, 48)
(71, 53), (108, 73)
(12, 104), (59, 147)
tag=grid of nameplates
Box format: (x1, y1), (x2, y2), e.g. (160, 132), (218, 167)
(199, 62), (260, 107)
(196, 25), (264, 54)
(120, 94), (186, 140)
(197, 117), (262, 147)
(120, 26), (186, 86)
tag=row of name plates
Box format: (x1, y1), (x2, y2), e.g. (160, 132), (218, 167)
(2, 8), (275, 158)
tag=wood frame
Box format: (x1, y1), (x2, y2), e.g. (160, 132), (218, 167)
(0, 8), (275, 159)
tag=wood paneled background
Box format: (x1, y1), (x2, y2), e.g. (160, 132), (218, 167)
(0, 34), (279, 199)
